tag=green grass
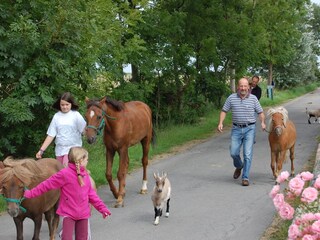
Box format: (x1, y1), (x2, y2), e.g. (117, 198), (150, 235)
(0, 83), (319, 217)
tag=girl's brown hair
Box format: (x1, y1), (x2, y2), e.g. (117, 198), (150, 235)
(68, 147), (88, 187)
(52, 92), (79, 111)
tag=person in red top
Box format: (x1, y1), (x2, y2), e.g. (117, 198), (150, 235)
(24, 147), (111, 240)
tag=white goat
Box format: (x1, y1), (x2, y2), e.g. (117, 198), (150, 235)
(151, 172), (171, 225)
(306, 108), (320, 124)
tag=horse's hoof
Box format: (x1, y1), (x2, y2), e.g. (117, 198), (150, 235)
(140, 189), (148, 194)
(114, 201), (124, 208)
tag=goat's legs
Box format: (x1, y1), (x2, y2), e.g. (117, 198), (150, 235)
(165, 198), (170, 217)
(154, 207), (162, 225)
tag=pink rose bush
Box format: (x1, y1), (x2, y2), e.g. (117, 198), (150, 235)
(270, 171), (320, 240)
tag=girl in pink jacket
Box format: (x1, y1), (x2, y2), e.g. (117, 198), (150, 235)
(24, 147), (111, 240)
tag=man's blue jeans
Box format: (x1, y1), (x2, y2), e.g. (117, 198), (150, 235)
(230, 124), (256, 180)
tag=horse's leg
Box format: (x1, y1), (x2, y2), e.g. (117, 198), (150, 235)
(13, 217), (24, 240)
(115, 148), (129, 208)
(140, 137), (150, 194)
(30, 215), (42, 240)
(44, 211), (53, 238)
(289, 144), (295, 177)
(106, 148), (118, 199)
(270, 151), (277, 179)
(276, 151), (287, 178)
(45, 206), (59, 240)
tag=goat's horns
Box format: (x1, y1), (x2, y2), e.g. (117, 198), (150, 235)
(153, 172), (168, 178)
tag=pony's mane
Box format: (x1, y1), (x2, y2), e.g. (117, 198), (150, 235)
(266, 106), (289, 132)
(104, 96), (124, 111)
(0, 157), (44, 186)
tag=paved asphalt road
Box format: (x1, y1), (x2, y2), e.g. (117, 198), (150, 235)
(1, 89), (320, 240)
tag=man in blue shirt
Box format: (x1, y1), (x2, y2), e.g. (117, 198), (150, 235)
(217, 78), (266, 186)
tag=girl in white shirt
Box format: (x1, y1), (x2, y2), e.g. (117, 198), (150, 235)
(36, 92), (86, 167)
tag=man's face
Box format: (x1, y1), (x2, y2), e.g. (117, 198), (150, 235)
(251, 77), (259, 88)
(238, 79), (249, 96)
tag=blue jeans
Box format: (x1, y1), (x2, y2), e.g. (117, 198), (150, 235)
(230, 124), (256, 180)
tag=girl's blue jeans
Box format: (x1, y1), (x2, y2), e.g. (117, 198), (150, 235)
(230, 124), (256, 180)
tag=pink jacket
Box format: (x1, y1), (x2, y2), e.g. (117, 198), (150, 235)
(24, 163), (111, 220)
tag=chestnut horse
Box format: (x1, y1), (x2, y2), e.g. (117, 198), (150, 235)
(85, 96), (156, 207)
(266, 106), (296, 179)
(0, 157), (63, 240)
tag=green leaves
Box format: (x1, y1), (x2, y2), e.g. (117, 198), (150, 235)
(0, 97), (34, 124)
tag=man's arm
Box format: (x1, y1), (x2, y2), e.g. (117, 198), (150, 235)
(217, 111), (227, 132)
(258, 112), (266, 131)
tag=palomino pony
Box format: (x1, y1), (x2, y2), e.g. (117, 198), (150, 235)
(85, 96), (156, 207)
(266, 106), (297, 179)
(0, 157), (63, 240)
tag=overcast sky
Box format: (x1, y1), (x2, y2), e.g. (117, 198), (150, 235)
(312, 0), (320, 4)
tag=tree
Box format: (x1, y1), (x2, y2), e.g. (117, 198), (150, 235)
(254, 0), (310, 85)
(0, 0), (116, 157)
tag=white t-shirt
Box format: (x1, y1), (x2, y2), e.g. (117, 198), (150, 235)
(47, 110), (86, 156)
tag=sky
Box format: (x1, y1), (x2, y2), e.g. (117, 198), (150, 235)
(312, 0), (320, 4)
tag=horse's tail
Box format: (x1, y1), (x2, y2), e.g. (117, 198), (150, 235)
(151, 128), (157, 147)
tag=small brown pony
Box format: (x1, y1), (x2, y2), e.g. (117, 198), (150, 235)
(85, 96), (156, 207)
(0, 157), (63, 240)
(266, 106), (297, 179)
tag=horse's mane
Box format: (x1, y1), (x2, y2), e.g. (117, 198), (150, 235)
(86, 99), (100, 109)
(0, 157), (44, 186)
(86, 97), (124, 112)
(104, 96), (124, 111)
(266, 106), (289, 132)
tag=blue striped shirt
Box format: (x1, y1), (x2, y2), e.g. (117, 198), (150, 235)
(222, 93), (263, 124)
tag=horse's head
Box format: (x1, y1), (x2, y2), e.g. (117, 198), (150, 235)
(0, 164), (30, 217)
(267, 106), (289, 136)
(85, 97), (106, 144)
(0, 158), (40, 217)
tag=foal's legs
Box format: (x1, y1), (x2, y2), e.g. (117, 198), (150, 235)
(140, 136), (151, 194)
(106, 148), (118, 199)
(115, 147), (129, 208)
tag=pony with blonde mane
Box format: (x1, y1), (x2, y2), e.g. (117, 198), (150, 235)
(0, 157), (63, 240)
(266, 106), (296, 179)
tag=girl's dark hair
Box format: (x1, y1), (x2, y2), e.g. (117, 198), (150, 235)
(52, 92), (79, 111)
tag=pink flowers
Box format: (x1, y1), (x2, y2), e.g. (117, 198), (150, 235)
(270, 171), (320, 239)
(289, 177), (305, 195)
(301, 187), (318, 203)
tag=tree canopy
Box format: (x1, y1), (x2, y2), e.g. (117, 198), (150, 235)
(0, 0), (319, 157)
